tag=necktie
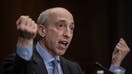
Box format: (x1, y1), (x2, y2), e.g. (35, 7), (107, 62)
(52, 59), (59, 74)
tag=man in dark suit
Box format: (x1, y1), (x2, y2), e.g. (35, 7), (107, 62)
(3, 7), (130, 74)
(3, 7), (82, 74)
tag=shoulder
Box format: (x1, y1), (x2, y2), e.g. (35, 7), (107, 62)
(3, 52), (29, 67)
(3, 53), (16, 71)
(3, 53), (16, 64)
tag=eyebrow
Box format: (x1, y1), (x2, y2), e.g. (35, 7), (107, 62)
(57, 20), (74, 25)
(57, 20), (66, 23)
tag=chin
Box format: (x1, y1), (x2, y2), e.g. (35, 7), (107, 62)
(57, 51), (65, 56)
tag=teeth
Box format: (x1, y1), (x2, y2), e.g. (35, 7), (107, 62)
(59, 41), (68, 46)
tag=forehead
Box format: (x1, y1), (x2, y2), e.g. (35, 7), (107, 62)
(47, 8), (74, 25)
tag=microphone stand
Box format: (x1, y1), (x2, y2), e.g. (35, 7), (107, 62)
(96, 62), (114, 74)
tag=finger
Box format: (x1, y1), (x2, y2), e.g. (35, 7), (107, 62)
(116, 38), (126, 48)
(119, 39), (130, 51)
(19, 22), (27, 31)
(20, 16), (32, 31)
(25, 20), (37, 33)
(16, 16), (23, 29)
(31, 21), (37, 30)
(115, 41), (122, 51)
(17, 16), (27, 29)
(16, 16), (23, 25)
(119, 38), (126, 45)
(26, 18), (32, 27)
(113, 48), (119, 55)
(16, 16), (28, 25)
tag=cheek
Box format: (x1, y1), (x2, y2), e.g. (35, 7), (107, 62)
(48, 32), (59, 40)
(49, 30), (62, 39)
(69, 35), (73, 41)
(46, 32), (59, 45)
(46, 28), (62, 44)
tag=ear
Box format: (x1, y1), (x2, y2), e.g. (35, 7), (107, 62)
(37, 24), (47, 37)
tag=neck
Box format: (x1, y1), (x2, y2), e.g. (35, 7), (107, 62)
(39, 40), (57, 57)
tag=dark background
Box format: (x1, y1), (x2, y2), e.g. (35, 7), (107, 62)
(0, 0), (132, 74)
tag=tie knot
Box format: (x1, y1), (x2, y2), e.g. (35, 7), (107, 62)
(52, 59), (58, 66)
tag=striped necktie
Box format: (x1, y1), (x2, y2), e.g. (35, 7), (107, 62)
(52, 59), (59, 74)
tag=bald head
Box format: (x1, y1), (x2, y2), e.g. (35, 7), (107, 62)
(37, 7), (74, 56)
(37, 7), (73, 26)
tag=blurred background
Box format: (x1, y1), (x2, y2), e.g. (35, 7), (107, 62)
(0, 0), (132, 74)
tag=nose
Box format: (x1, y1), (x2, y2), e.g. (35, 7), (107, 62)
(63, 27), (72, 39)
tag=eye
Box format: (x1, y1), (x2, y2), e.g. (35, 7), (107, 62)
(70, 24), (75, 31)
(58, 23), (64, 27)
(71, 26), (74, 31)
(57, 23), (66, 29)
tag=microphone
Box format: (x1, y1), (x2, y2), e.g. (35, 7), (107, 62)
(96, 62), (114, 74)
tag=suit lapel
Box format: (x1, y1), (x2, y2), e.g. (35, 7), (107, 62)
(33, 49), (48, 74)
(60, 57), (70, 74)
(32, 46), (71, 74)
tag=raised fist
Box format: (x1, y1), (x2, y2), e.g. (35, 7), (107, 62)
(16, 16), (37, 39)
(112, 38), (130, 67)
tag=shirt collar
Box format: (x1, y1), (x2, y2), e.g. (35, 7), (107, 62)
(36, 42), (60, 64)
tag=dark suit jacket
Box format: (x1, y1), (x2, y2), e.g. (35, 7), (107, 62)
(3, 48), (82, 74)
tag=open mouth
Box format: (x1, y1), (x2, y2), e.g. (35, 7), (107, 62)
(59, 40), (68, 46)
(58, 40), (69, 49)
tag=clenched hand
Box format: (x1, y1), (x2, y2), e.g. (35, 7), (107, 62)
(112, 38), (130, 67)
(16, 16), (37, 46)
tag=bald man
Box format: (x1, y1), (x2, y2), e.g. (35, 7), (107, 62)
(3, 7), (130, 74)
